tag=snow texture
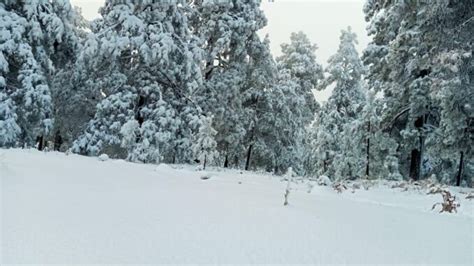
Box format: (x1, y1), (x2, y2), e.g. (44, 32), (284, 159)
(2, 149), (473, 264)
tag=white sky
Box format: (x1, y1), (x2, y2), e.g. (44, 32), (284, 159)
(71, 0), (370, 102)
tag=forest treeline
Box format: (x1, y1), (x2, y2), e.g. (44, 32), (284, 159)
(0, 0), (472, 186)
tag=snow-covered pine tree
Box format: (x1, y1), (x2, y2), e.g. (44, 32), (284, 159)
(310, 27), (366, 180)
(276, 31), (324, 125)
(192, 115), (219, 170)
(363, 0), (473, 185)
(261, 31), (324, 175)
(240, 35), (278, 171)
(359, 91), (403, 180)
(263, 68), (306, 174)
(73, 1), (203, 163)
(311, 92), (402, 181)
(310, 102), (338, 178)
(431, 50), (473, 186)
(49, 8), (91, 151)
(363, 0), (429, 181)
(200, 65), (247, 167)
(191, 0), (268, 168)
(0, 0), (82, 148)
(426, 1), (474, 186)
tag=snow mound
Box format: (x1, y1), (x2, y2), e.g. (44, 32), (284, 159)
(317, 175), (332, 186)
(98, 154), (109, 161)
(155, 163), (174, 172)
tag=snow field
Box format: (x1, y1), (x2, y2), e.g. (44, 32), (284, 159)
(1, 149), (473, 264)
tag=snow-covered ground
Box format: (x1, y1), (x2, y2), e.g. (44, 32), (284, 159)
(1, 149), (473, 265)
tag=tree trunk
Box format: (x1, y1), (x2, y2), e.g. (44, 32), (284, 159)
(233, 156), (239, 168)
(36, 135), (44, 151)
(323, 151), (329, 173)
(135, 96), (145, 126)
(53, 130), (63, 151)
(204, 37), (215, 80)
(348, 162), (353, 179)
(410, 116), (424, 181)
(456, 151), (464, 186)
(224, 154), (229, 168)
(274, 165), (279, 175)
(244, 96), (259, 171)
(409, 149), (421, 181)
(132, 96), (146, 144)
(205, 61), (213, 80)
(365, 121), (371, 177)
(245, 144), (253, 171)
(203, 155), (207, 170)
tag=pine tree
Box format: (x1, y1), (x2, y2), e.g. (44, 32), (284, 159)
(360, 91), (402, 180)
(263, 31), (324, 175)
(276, 31), (324, 124)
(0, 0), (82, 148)
(192, 0), (268, 168)
(192, 115), (219, 170)
(72, 1), (203, 163)
(241, 36), (278, 171)
(363, 0), (473, 184)
(49, 10), (90, 151)
(427, 0), (474, 186)
(0, 92), (20, 146)
(310, 27), (366, 180)
(431, 50), (473, 186)
(310, 102), (339, 178)
(364, 0), (430, 181)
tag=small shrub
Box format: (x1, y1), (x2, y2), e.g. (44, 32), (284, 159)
(333, 182), (347, 193)
(317, 175), (332, 186)
(426, 183), (446, 195)
(431, 190), (460, 213)
(465, 192), (474, 200)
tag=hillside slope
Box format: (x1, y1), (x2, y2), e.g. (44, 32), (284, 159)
(1, 149), (473, 264)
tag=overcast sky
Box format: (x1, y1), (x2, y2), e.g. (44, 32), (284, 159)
(71, 0), (370, 102)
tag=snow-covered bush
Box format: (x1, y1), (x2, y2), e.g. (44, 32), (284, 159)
(317, 175), (332, 186)
(98, 154), (109, 162)
(333, 182), (347, 193)
(192, 116), (219, 170)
